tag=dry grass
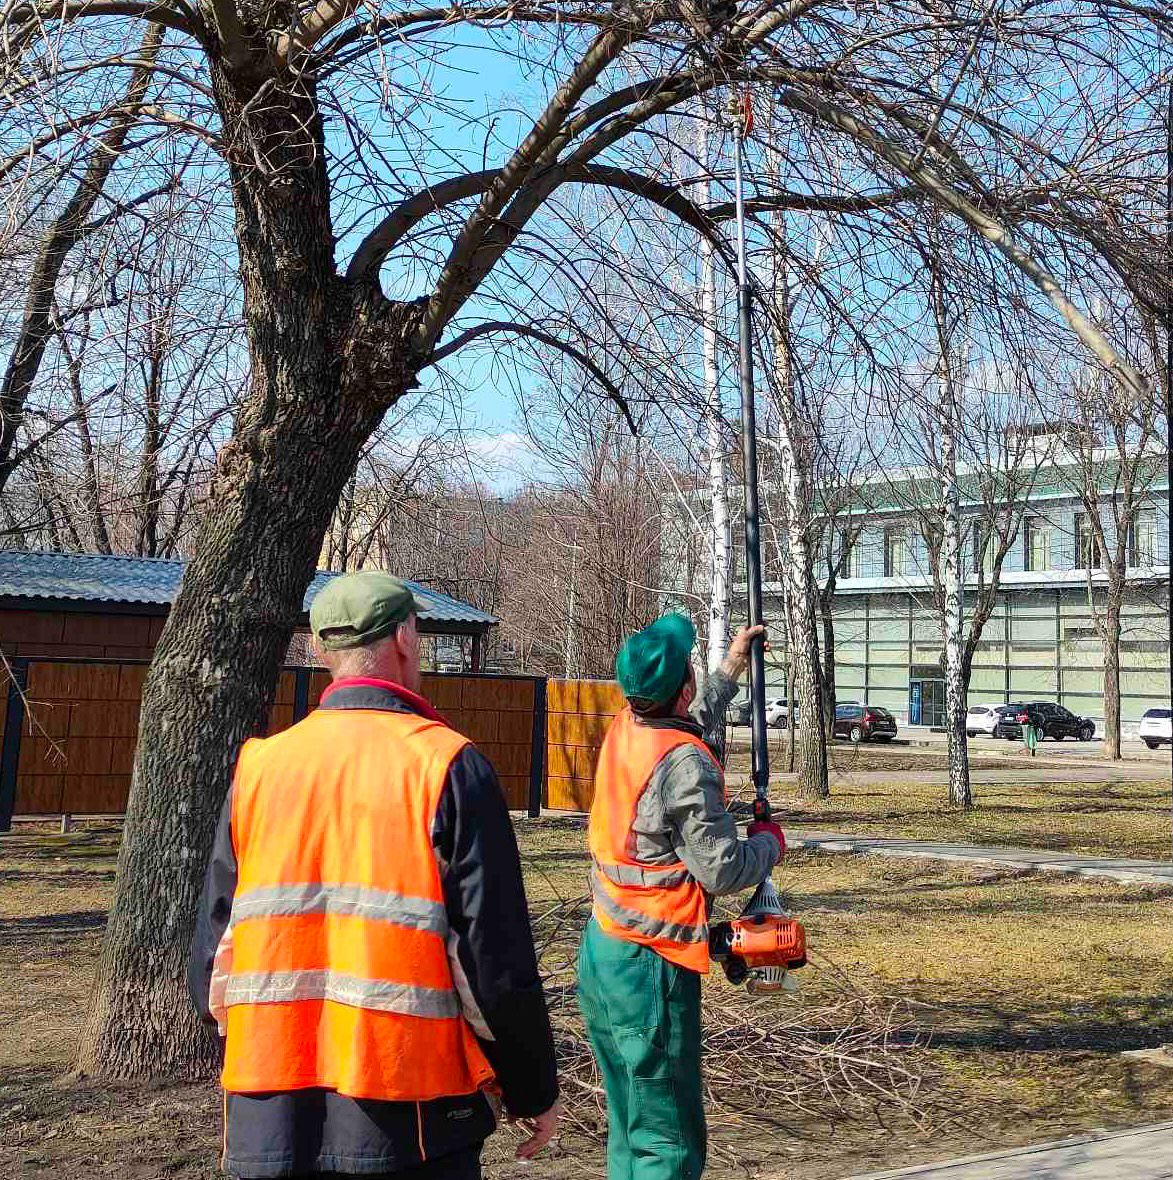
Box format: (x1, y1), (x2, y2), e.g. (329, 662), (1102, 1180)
(763, 777), (1172, 861)
(724, 735), (1027, 777)
(3, 820), (1173, 1179)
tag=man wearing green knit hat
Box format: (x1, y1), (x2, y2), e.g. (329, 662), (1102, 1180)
(578, 615), (785, 1180)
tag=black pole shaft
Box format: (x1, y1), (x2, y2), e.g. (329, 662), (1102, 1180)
(733, 122), (770, 806)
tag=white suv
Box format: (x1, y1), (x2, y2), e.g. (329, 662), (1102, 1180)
(1139, 708), (1172, 749)
(965, 704), (1001, 737)
(765, 698), (790, 727)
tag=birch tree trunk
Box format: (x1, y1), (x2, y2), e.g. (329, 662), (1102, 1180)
(699, 116), (731, 677)
(768, 232), (828, 800)
(936, 372), (972, 808)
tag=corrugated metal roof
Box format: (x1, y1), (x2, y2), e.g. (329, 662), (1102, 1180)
(0, 549), (497, 630)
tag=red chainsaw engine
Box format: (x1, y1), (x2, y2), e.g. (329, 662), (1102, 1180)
(709, 878), (807, 994)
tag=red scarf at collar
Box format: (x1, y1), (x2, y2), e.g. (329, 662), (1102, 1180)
(319, 676), (445, 724)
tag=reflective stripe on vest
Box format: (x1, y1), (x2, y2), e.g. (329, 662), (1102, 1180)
(590, 874), (708, 944)
(223, 970), (461, 1018)
(588, 707), (717, 973)
(218, 707), (496, 1102)
(231, 883), (448, 934)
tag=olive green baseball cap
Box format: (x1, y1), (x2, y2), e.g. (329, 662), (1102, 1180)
(615, 613), (696, 706)
(309, 570), (424, 650)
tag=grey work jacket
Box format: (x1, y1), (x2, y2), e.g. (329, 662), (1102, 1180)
(626, 670), (778, 896)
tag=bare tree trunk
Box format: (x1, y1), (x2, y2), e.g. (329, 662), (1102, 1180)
(134, 352), (163, 557)
(1101, 592), (1123, 759)
(57, 317), (113, 553)
(937, 379), (972, 809)
(0, 24), (164, 491)
(819, 581), (837, 741)
(699, 117), (730, 677)
(76, 65), (422, 1080)
(786, 654), (797, 774)
(768, 240), (828, 800)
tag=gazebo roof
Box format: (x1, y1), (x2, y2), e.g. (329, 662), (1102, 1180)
(0, 549), (496, 634)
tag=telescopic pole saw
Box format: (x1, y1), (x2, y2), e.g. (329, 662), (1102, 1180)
(707, 91), (810, 997)
(731, 91), (770, 822)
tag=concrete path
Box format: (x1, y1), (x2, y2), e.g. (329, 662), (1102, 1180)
(801, 766), (1171, 784)
(789, 829), (1173, 886)
(844, 1121), (1173, 1178)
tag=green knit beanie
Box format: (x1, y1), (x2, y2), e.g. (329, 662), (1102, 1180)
(615, 614), (696, 706)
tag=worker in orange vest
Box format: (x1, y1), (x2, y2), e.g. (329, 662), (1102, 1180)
(578, 614), (784, 1180)
(189, 571), (560, 1179)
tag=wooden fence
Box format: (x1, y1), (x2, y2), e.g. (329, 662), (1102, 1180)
(544, 678), (625, 812)
(0, 661), (624, 828)
(0, 659), (546, 828)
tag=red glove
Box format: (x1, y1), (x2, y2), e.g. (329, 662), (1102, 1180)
(748, 820), (785, 862)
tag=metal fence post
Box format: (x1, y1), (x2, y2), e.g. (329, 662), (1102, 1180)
(528, 677), (548, 819)
(292, 667), (312, 722)
(0, 659), (29, 832)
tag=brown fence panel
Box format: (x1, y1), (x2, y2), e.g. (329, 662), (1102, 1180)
(544, 678), (624, 811)
(427, 673), (537, 810)
(302, 670), (539, 810)
(15, 660), (136, 816)
(6, 660), (541, 820)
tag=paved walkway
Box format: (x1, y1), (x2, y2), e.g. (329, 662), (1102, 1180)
(789, 830), (1173, 886)
(844, 1121), (1173, 1178)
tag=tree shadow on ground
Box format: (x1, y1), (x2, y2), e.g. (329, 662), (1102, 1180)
(0, 910), (107, 945)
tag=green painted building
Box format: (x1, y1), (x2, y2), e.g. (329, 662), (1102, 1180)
(697, 447), (1171, 729)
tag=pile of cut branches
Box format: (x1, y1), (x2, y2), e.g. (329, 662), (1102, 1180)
(526, 880), (931, 1162)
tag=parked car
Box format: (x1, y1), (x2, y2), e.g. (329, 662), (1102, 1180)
(832, 703), (898, 743)
(731, 697), (790, 727)
(965, 704), (1003, 737)
(1139, 707), (1172, 749)
(765, 697), (792, 727)
(993, 701), (1095, 742)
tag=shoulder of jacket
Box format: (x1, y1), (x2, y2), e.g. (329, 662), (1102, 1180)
(653, 741), (720, 785)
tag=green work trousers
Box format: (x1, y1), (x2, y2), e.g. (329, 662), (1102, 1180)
(577, 918), (706, 1180)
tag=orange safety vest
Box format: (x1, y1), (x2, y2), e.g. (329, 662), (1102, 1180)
(208, 706), (496, 1102)
(589, 707), (718, 973)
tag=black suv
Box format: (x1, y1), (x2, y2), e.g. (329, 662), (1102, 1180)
(832, 703), (898, 743)
(993, 701), (1095, 742)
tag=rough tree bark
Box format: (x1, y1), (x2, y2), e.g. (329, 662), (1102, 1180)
(76, 60), (424, 1080)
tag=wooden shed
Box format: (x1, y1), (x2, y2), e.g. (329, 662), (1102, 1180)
(0, 550), (513, 827)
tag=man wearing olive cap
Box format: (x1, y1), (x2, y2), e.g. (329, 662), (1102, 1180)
(578, 614), (784, 1180)
(189, 570), (560, 1179)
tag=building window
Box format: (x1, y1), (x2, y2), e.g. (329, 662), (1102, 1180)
(1074, 512), (1100, 570)
(838, 535), (862, 579)
(971, 523), (996, 574)
(1023, 516), (1051, 572)
(883, 528), (907, 578)
(1128, 508), (1157, 567)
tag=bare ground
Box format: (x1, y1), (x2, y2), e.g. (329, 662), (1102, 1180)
(3, 820), (1173, 1179)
